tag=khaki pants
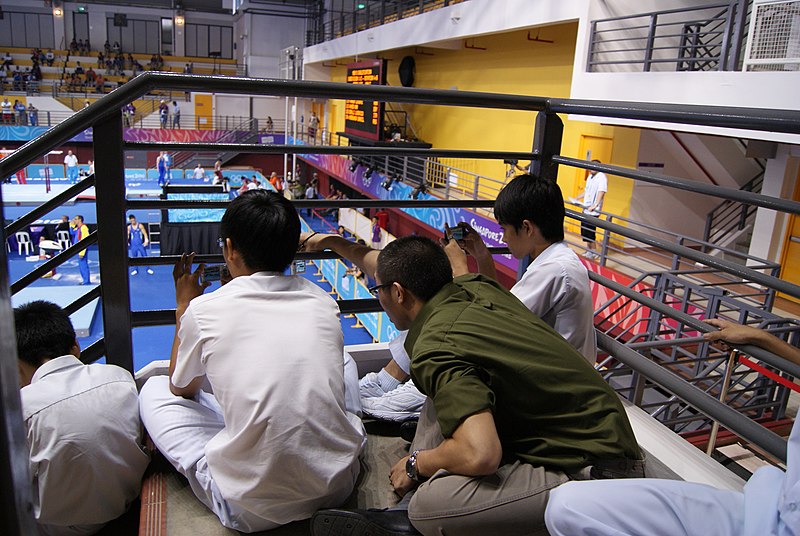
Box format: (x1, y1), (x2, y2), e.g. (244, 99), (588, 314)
(407, 400), (643, 536)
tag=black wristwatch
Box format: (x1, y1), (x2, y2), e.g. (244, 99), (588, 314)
(405, 449), (426, 482)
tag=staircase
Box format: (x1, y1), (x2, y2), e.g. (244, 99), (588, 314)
(171, 118), (259, 170)
(703, 169), (765, 257)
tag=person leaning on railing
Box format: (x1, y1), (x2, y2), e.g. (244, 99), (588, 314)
(545, 318), (800, 536)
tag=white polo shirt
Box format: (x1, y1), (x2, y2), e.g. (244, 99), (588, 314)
(172, 272), (365, 526)
(22, 356), (149, 528)
(63, 154), (78, 168)
(583, 172), (608, 216)
(511, 241), (597, 363)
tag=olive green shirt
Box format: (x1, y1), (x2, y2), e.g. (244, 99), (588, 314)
(406, 274), (640, 472)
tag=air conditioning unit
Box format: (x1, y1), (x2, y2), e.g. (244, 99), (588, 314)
(743, 0), (800, 71)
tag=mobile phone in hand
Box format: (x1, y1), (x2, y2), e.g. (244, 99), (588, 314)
(201, 264), (228, 284)
(445, 226), (467, 241)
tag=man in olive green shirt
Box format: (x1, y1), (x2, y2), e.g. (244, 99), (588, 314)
(311, 235), (642, 536)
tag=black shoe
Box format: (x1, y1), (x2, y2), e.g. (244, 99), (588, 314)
(399, 419), (418, 443)
(311, 508), (420, 536)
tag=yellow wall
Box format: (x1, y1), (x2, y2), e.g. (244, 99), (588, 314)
(322, 23), (640, 219)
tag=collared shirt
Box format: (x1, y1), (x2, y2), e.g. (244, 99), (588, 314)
(406, 274), (640, 472)
(511, 241), (596, 363)
(22, 355), (149, 527)
(173, 272), (365, 525)
(64, 154), (78, 168)
(742, 416), (799, 535)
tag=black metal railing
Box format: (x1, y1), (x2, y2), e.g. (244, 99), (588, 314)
(2, 72), (800, 530)
(588, 0), (750, 72)
(704, 170), (765, 246)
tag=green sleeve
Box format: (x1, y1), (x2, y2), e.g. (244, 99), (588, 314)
(414, 349), (495, 437)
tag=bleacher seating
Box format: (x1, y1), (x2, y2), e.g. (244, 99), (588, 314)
(0, 47), (240, 96)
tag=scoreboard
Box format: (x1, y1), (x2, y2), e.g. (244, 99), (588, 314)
(344, 59), (386, 141)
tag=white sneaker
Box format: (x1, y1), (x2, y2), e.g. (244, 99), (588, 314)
(582, 251), (593, 258)
(361, 380), (425, 422)
(146, 268), (154, 274)
(359, 371), (387, 398)
(130, 269), (138, 275)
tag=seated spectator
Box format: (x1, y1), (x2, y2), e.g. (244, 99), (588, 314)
(112, 41), (121, 54)
(15, 300), (149, 534)
(1, 51), (13, 70)
(139, 191), (365, 533)
(69, 38), (78, 54)
(12, 69), (23, 91)
(31, 63), (42, 82)
(126, 53), (135, 70)
(307, 235), (642, 536)
(74, 61), (84, 75)
(97, 51), (105, 67)
(103, 40), (111, 54)
(95, 74), (105, 94)
(84, 66), (97, 85)
(45, 49), (55, 66)
(545, 318), (800, 536)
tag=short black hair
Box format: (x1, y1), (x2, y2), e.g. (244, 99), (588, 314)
(493, 174), (565, 243)
(128, 214), (136, 220)
(15, 300), (76, 367)
(377, 236), (452, 302)
(220, 189), (299, 272)
(75, 215), (84, 222)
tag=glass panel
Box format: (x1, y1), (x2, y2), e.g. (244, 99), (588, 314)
(221, 26), (233, 58)
(186, 24), (197, 56)
(11, 13), (27, 48)
(26, 14), (40, 48)
(209, 25), (221, 56)
(146, 20), (159, 54)
(0, 16), (12, 47)
(197, 24), (209, 57)
(40, 15), (55, 49)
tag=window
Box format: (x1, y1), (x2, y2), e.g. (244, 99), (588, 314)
(0, 11), (55, 49)
(185, 23), (233, 59)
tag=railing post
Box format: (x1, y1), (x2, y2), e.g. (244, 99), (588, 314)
(93, 112), (135, 373)
(600, 215), (611, 266)
(587, 20), (598, 72)
(729, 0), (749, 70)
(643, 14), (658, 72)
(530, 111), (563, 182)
(0, 188), (39, 536)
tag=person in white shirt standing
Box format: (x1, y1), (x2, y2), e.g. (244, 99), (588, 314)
(64, 150), (79, 184)
(574, 160), (608, 260)
(16, 300), (149, 535)
(139, 190), (365, 533)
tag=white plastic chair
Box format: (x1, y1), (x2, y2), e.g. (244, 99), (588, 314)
(16, 232), (32, 255)
(57, 230), (71, 250)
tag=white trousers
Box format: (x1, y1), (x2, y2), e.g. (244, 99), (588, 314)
(545, 478), (744, 536)
(139, 376), (279, 533)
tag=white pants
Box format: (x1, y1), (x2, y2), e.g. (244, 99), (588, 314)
(545, 478), (744, 536)
(139, 376), (279, 533)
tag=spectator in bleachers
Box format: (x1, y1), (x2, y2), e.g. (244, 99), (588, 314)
(1, 98), (12, 124)
(96, 51), (105, 68)
(265, 116), (274, 133)
(74, 62), (84, 76)
(126, 53), (134, 70)
(14, 300), (150, 535)
(112, 41), (121, 54)
(68, 72), (81, 92)
(95, 74), (105, 94)
(183, 63), (193, 74)
(69, 38), (78, 54)
(13, 69), (23, 91)
(13, 100), (26, 126)
(2, 51), (13, 70)
(104, 40), (111, 54)
(79, 39), (90, 55)
(27, 103), (38, 127)
(45, 49), (55, 66)
(132, 59), (144, 74)
(171, 101), (181, 128)
(31, 63), (42, 82)
(84, 65), (96, 87)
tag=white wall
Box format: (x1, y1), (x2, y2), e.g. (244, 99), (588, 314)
(748, 144), (800, 264)
(244, 12), (307, 78)
(629, 130), (720, 241)
(214, 95), (287, 124)
(304, 0), (589, 63)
